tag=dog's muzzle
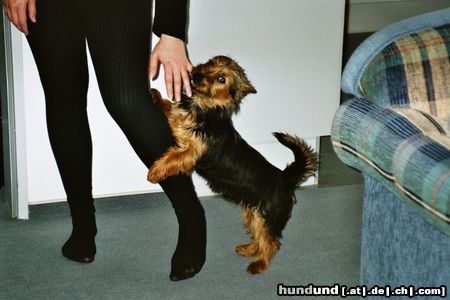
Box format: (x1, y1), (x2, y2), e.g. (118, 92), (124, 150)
(192, 72), (204, 84)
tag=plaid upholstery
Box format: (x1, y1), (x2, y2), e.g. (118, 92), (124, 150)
(360, 24), (450, 131)
(332, 23), (450, 235)
(332, 100), (450, 235)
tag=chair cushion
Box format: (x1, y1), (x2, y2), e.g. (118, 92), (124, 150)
(341, 8), (450, 99)
(359, 24), (450, 131)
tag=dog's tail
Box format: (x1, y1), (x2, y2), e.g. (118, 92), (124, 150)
(273, 132), (318, 191)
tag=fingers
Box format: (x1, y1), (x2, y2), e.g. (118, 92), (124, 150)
(150, 35), (192, 101)
(172, 69), (182, 102)
(181, 67), (192, 97)
(3, 0), (36, 35)
(164, 67), (174, 100)
(186, 62), (193, 73)
(163, 63), (192, 101)
(17, 3), (28, 35)
(154, 63), (192, 101)
(2, 3), (10, 21)
(10, 7), (20, 31)
(149, 52), (159, 80)
(28, 0), (36, 23)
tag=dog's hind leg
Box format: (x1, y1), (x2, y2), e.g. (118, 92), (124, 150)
(235, 208), (259, 257)
(246, 211), (280, 274)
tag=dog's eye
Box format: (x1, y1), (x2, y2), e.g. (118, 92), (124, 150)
(217, 76), (226, 84)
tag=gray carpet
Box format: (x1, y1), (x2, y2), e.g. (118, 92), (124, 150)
(0, 184), (363, 300)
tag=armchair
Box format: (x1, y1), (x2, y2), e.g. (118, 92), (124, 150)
(332, 8), (450, 288)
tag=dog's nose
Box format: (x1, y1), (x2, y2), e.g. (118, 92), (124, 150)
(192, 72), (203, 84)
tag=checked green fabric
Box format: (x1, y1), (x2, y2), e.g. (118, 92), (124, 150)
(332, 24), (450, 235)
(360, 24), (450, 131)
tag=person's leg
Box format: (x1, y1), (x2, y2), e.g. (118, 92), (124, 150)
(26, 0), (96, 262)
(81, 0), (206, 280)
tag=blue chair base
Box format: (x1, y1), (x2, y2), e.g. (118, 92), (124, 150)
(361, 175), (450, 297)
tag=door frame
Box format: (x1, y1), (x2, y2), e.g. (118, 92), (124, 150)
(1, 11), (29, 219)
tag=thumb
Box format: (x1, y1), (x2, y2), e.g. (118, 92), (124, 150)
(186, 62), (193, 73)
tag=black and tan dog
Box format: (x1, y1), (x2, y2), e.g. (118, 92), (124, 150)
(148, 56), (318, 274)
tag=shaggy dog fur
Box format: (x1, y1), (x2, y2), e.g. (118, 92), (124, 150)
(148, 56), (318, 274)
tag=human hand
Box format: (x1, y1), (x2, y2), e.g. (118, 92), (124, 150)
(149, 34), (193, 101)
(2, 0), (36, 35)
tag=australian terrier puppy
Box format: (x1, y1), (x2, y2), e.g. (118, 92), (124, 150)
(148, 56), (318, 274)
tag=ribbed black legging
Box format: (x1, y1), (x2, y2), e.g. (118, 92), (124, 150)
(26, 0), (205, 280)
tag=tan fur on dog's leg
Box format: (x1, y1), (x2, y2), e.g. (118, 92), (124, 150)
(236, 208), (259, 257)
(246, 211), (280, 274)
(147, 135), (206, 183)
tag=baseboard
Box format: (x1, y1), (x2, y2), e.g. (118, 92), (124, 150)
(27, 189), (164, 206)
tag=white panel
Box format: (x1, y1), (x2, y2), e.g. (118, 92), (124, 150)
(21, 0), (344, 204)
(187, 0), (344, 143)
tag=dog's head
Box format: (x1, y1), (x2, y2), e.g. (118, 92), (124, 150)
(189, 56), (256, 115)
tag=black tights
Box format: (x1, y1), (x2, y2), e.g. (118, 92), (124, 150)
(26, 0), (205, 280)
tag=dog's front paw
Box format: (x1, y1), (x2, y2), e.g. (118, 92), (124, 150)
(147, 160), (167, 183)
(147, 168), (161, 183)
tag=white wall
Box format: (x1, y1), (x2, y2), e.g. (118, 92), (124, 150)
(17, 0), (345, 208)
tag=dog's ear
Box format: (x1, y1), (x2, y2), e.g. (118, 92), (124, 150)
(150, 88), (162, 102)
(231, 80), (256, 100)
(243, 81), (257, 95)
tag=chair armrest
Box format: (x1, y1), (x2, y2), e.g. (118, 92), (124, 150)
(332, 98), (450, 236)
